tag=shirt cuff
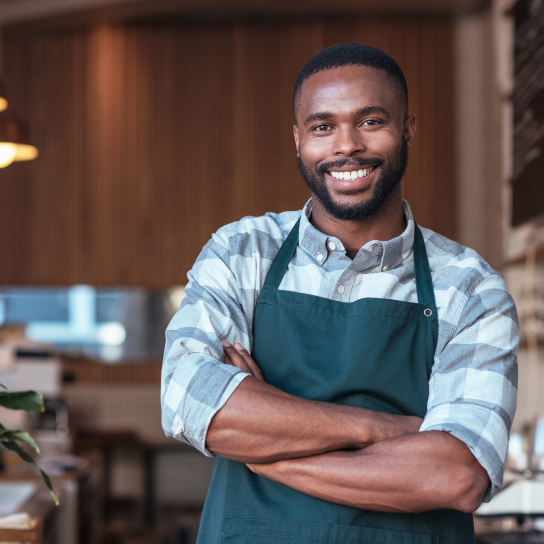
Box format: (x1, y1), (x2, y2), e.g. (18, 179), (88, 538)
(420, 401), (509, 502)
(197, 370), (250, 456)
(162, 353), (251, 456)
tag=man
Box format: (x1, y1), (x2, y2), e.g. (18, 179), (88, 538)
(162, 43), (518, 543)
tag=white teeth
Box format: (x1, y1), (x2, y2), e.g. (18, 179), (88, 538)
(329, 166), (375, 180)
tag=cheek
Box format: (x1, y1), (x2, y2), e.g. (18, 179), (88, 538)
(369, 131), (402, 155)
(299, 139), (328, 166)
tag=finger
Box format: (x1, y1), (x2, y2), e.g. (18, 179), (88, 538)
(220, 340), (233, 365)
(221, 341), (254, 375)
(233, 344), (264, 382)
(222, 348), (234, 366)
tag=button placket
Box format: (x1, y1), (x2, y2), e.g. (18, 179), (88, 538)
(333, 270), (356, 300)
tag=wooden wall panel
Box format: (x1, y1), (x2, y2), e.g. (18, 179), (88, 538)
(0, 16), (455, 286)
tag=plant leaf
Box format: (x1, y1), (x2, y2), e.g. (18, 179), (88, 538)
(0, 382), (7, 390)
(1, 441), (58, 505)
(0, 390), (44, 412)
(0, 429), (39, 452)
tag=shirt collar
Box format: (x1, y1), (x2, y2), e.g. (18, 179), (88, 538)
(298, 198), (415, 272)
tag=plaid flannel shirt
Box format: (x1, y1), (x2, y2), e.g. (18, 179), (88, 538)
(161, 199), (518, 502)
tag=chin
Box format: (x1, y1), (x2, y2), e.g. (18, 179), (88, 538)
(328, 191), (375, 211)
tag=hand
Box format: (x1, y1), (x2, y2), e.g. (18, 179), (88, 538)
(222, 340), (265, 382)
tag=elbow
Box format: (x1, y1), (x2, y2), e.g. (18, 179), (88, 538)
(450, 465), (489, 513)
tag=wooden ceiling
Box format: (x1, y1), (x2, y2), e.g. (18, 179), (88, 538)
(4, 0), (489, 28)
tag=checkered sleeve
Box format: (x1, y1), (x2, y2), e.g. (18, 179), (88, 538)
(420, 274), (519, 502)
(161, 228), (252, 456)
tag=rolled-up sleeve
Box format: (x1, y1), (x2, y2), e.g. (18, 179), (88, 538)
(161, 229), (252, 456)
(420, 274), (519, 502)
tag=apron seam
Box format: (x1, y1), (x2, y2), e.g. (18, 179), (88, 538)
(222, 532), (423, 543)
(222, 531), (435, 543)
(255, 300), (437, 323)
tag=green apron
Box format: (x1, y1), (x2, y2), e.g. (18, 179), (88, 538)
(197, 218), (475, 544)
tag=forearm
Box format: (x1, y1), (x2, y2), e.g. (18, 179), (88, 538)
(206, 376), (421, 463)
(248, 430), (490, 513)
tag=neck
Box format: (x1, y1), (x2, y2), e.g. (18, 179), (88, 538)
(309, 191), (406, 250)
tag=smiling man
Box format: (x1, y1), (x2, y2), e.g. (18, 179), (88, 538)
(161, 44), (518, 544)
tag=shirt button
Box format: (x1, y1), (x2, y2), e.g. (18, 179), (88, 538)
(382, 265), (389, 271)
(317, 254), (323, 261)
(337, 285), (345, 294)
(328, 242), (336, 251)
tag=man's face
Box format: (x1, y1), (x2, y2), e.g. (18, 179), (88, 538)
(294, 65), (416, 221)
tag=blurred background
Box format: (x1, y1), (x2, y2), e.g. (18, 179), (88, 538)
(0, 0), (541, 542)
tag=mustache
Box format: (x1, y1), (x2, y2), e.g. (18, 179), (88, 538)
(317, 156), (384, 176)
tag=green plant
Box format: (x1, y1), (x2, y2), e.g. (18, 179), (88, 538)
(0, 383), (58, 504)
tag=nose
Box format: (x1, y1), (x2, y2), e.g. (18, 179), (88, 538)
(332, 125), (365, 156)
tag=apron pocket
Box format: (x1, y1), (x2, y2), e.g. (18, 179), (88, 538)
(221, 518), (438, 544)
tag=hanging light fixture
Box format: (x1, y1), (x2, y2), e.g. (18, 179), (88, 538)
(0, 113), (38, 168)
(0, 3), (36, 168)
(0, 80), (7, 113)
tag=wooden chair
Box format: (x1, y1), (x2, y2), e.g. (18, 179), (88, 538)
(0, 517), (43, 543)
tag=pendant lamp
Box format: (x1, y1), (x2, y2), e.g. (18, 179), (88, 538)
(0, 80), (7, 113)
(0, 16), (37, 168)
(0, 113), (38, 168)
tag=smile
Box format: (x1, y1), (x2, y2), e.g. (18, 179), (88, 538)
(328, 166), (377, 181)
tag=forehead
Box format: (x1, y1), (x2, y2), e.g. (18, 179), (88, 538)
(297, 65), (399, 120)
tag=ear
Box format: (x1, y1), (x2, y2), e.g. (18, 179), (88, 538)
(404, 115), (416, 151)
(293, 124), (300, 157)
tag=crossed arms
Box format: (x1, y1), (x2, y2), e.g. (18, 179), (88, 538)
(205, 341), (490, 515)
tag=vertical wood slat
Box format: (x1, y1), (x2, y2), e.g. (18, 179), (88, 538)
(0, 16), (456, 286)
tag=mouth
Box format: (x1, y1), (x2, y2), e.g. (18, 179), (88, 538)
(325, 165), (379, 192)
(327, 166), (377, 181)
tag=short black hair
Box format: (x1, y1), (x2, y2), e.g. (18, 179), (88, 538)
(293, 43), (408, 120)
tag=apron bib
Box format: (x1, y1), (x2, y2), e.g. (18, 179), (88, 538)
(197, 219), (475, 544)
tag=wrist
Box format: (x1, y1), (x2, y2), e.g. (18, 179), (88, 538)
(354, 411), (423, 448)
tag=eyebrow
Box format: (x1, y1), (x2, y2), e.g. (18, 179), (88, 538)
(304, 106), (391, 125)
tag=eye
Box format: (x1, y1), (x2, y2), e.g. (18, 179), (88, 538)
(361, 119), (380, 127)
(312, 124), (331, 132)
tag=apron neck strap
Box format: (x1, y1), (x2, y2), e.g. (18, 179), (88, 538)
(262, 218), (301, 291)
(413, 223), (436, 307)
(262, 217), (436, 308)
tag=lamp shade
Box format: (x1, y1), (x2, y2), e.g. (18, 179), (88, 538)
(0, 80), (8, 113)
(0, 113), (38, 168)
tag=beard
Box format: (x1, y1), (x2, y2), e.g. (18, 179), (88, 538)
(298, 136), (408, 221)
